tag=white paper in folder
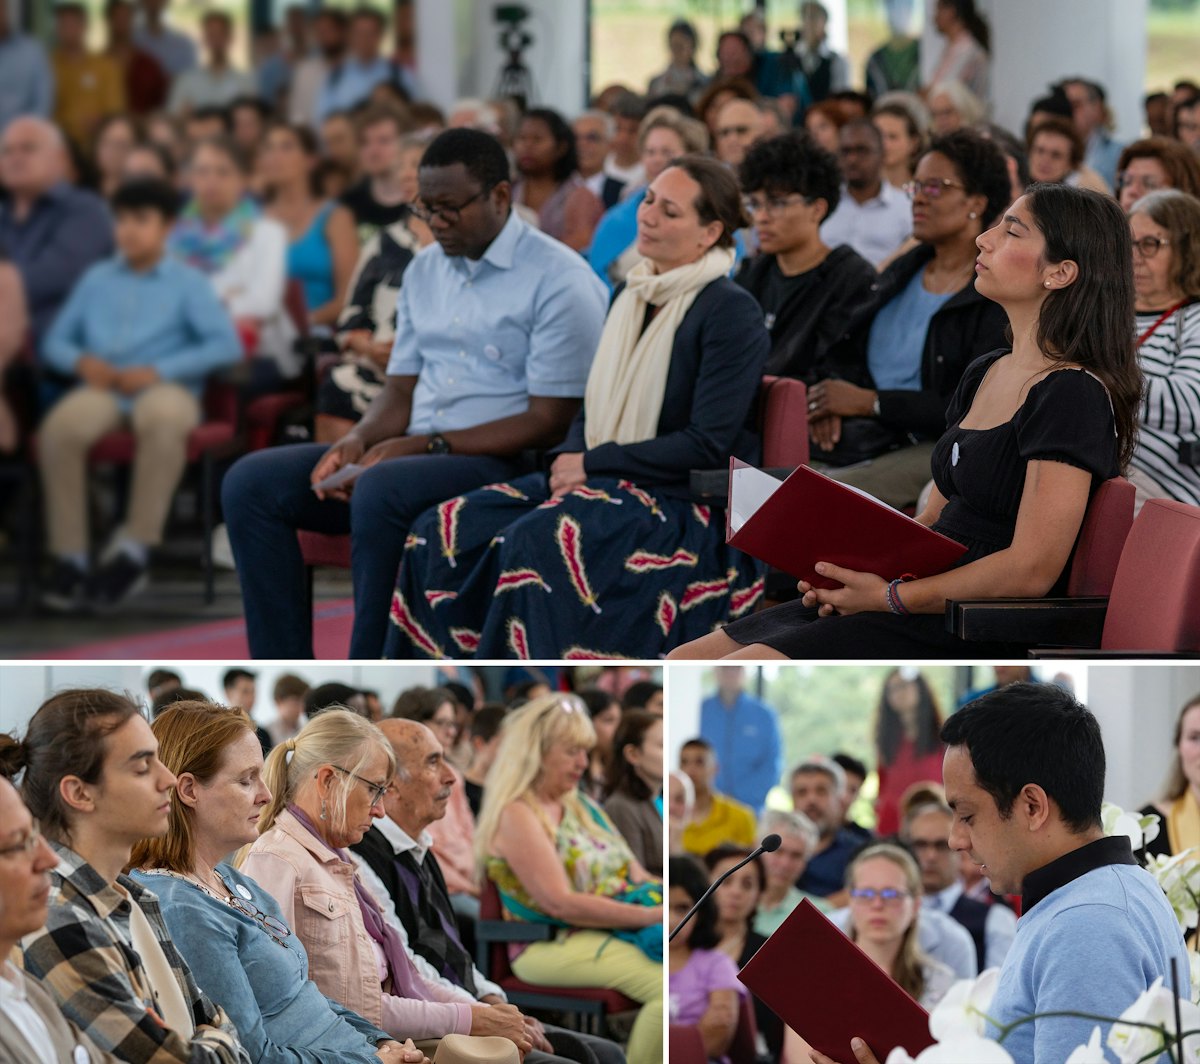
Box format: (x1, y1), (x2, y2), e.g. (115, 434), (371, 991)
(729, 464), (784, 534)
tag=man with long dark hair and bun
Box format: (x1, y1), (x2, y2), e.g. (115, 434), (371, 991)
(0, 689), (249, 1064)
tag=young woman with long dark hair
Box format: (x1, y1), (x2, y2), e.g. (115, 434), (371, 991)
(674, 183), (1143, 659)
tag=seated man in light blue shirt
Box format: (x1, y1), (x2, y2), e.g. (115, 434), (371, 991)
(0, 3), (53, 133)
(39, 178), (241, 612)
(316, 7), (394, 122)
(223, 128), (609, 660)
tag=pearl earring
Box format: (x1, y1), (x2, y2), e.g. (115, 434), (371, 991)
(968, 211), (977, 219)
(1044, 281), (1052, 289)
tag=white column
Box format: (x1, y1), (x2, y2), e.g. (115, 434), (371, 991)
(666, 665), (706, 769)
(921, 0), (1146, 143)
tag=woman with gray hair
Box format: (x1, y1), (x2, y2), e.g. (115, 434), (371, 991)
(1127, 189), (1200, 509)
(240, 709), (527, 1061)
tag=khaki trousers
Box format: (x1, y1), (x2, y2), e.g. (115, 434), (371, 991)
(39, 383), (201, 556)
(819, 441), (939, 510)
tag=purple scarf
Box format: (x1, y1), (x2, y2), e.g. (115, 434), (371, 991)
(287, 804), (433, 1001)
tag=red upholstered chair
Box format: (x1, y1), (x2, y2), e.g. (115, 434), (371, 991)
(949, 490), (1200, 654)
(668, 991), (757, 1064)
(76, 377), (243, 603)
(759, 374), (810, 469)
(1064, 476), (1135, 597)
(474, 877), (638, 1036)
(242, 280), (314, 451)
(1089, 497), (1200, 652)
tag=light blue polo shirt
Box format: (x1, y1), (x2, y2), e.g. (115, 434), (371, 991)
(387, 211), (608, 436)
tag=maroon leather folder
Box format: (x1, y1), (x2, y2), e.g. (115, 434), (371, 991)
(725, 459), (967, 589)
(738, 899), (937, 1060)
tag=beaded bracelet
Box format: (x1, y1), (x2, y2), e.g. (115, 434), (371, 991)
(887, 577), (912, 616)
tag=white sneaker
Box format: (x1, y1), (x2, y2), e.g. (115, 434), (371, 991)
(210, 523), (236, 570)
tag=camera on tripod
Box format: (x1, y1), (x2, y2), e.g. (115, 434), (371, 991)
(495, 4), (533, 55)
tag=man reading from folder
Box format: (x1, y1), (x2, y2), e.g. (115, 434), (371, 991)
(812, 683), (1188, 1064)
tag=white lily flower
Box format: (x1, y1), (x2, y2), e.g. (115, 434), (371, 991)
(928, 969), (1001, 1041)
(883, 1049), (917, 1064)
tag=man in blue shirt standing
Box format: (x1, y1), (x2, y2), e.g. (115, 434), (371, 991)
(223, 128), (608, 659)
(814, 684), (1189, 1064)
(39, 178), (240, 611)
(699, 665), (782, 813)
(316, 8), (394, 123)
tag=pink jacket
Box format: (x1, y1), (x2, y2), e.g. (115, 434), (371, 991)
(241, 809), (473, 1040)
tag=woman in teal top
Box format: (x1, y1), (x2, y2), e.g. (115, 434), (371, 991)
(129, 700), (419, 1064)
(260, 122), (358, 328)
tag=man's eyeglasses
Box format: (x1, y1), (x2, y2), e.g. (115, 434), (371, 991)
(1116, 172), (1164, 194)
(742, 193), (809, 218)
(213, 870), (292, 947)
(716, 124), (755, 140)
(410, 185), (494, 224)
(902, 178), (966, 200)
(0, 824), (45, 861)
(1132, 235), (1171, 259)
(333, 765), (390, 805)
(908, 839), (951, 854)
(849, 887), (912, 905)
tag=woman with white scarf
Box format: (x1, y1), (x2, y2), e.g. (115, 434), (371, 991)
(384, 155), (770, 659)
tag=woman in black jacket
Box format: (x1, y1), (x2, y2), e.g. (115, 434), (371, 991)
(384, 156), (770, 660)
(805, 130), (1012, 509)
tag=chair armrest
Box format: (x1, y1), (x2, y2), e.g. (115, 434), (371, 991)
(689, 466), (794, 501)
(1031, 649), (1200, 659)
(945, 597), (1108, 648)
(475, 920), (555, 944)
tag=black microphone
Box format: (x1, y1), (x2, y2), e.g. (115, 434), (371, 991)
(669, 834), (781, 942)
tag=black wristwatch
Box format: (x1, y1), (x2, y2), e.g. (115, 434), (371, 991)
(425, 432), (451, 455)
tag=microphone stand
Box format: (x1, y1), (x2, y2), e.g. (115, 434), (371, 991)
(669, 834), (781, 942)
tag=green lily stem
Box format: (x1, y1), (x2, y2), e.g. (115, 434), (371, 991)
(990, 1009), (1199, 1064)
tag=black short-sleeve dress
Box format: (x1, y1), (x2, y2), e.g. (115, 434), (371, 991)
(721, 352), (1121, 658)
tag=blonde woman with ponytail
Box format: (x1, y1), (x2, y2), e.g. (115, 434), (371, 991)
(240, 710), (527, 1063)
(476, 694), (664, 1064)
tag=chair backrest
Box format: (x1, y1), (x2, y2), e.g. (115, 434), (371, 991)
(760, 375), (810, 469)
(729, 991), (759, 1064)
(667, 1025), (706, 1064)
(1103, 498), (1200, 650)
(284, 279), (310, 337)
(478, 877), (517, 983)
(1066, 477), (1135, 597)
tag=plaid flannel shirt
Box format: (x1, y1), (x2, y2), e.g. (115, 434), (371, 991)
(21, 841), (249, 1064)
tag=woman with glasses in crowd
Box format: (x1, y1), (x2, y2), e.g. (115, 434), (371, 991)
(735, 131), (876, 384)
(129, 700), (420, 1064)
(796, 130), (1011, 508)
(1114, 138), (1200, 213)
(845, 844), (954, 1008)
(674, 182), (1142, 660)
(1126, 189), (1200, 509)
(239, 710), (530, 1058)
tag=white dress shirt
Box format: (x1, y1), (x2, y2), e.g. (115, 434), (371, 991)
(820, 181), (912, 268)
(925, 881), (1017, 970)
(0, 961), (56, 1064)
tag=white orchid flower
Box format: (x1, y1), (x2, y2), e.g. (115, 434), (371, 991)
(1065, 1027), (1107, 1063)
(914, 1036), (1014, 1063)
(928, 969), (1001, 1041)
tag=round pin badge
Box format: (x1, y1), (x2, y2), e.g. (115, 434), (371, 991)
(951, 441), (960, 467)
(236, 884), (253, 900)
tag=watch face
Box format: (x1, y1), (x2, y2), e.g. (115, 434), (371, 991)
(427, 434), (450, 454)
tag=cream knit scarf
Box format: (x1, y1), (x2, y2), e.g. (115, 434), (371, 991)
(583, 246), (736, 449)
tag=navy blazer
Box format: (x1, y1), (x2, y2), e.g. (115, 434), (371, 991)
(553, 276), (771, 497)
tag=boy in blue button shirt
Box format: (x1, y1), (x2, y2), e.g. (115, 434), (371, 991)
(39, 177), (241, 611)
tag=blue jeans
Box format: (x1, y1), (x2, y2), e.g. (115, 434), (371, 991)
(222, 443), (519, 658)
